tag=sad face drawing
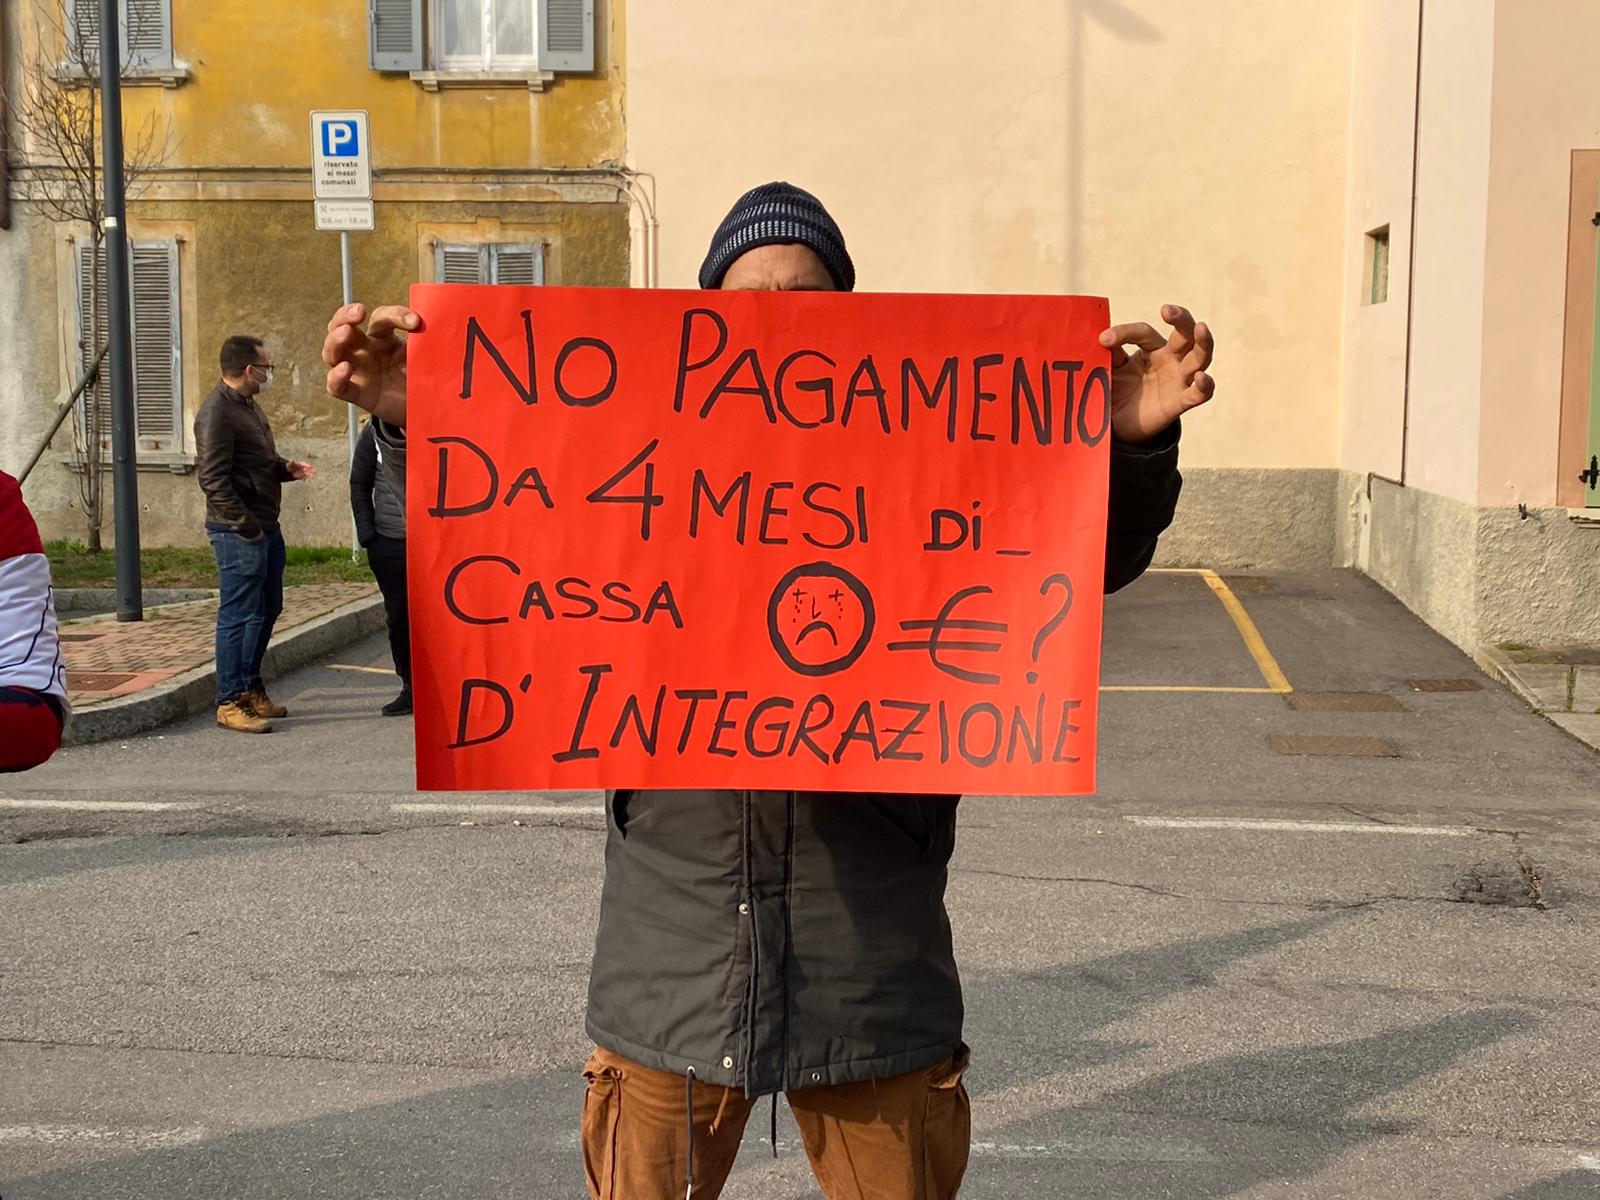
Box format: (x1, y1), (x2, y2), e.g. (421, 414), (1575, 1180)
(766, 562), (876, 677)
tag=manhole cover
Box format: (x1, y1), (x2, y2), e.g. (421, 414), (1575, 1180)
(1285, 692), (1404, 712)
(67, 671), (137, 691)
(1407, 678), (1483, 693)
(1222, 576), (1276, 593)
(1268, 735), (1399, 758)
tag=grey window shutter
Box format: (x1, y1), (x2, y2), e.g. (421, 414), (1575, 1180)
(130, 241), (182, 451)
(75, 242), (111, 446)
(538, 0), (593, 72)
(490, 244), (543, 286)
(370, 0), (424, 71)
(436, 244), (489, 283)
(125, 0), (173, 70)
(68, 0), (170, 71)
(67, 0), (101, 69)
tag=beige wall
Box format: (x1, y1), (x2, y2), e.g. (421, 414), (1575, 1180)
(1338, 0), (1418, 483)
(1400, 0), (1495, 505)
(1478, 1), (1600, 508)
(627, 0), (1354, 471)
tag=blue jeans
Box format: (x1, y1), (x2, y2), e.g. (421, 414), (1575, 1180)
(208, 525), (285, 705)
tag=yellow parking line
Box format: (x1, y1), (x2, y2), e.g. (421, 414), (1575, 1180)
(327, 663), (394, 675)
(1101, 685), (1279, 694)
(1197, 569), (1293, 694)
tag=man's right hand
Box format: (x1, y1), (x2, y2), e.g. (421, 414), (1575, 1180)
(323, 303), (419, 428)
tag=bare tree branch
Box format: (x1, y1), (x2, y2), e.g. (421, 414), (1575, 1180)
(9, 0), (174, 549)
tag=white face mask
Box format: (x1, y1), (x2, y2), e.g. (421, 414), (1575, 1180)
(253, 366), (275, 393)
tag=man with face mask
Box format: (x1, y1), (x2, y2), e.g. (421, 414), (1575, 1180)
(321, 182), (1212, 1197)
(195, 334), (315, 734)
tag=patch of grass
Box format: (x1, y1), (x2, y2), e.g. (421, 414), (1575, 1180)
(46, 541), (371, 589)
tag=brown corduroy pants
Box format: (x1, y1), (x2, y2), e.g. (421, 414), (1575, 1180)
(581, 1044), (972, 1200)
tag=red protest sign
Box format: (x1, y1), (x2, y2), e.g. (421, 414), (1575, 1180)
(406, 285), (1111, 795)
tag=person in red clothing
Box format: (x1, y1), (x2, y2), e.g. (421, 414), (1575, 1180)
(0, 470), (70, 771)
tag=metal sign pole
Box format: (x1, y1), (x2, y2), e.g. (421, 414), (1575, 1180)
(311, 110), (372, 560)
(342, 229), (359, 559)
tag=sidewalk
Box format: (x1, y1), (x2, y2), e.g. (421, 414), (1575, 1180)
(57, 582), (383, 741)
(1477, 643), (1600, 753)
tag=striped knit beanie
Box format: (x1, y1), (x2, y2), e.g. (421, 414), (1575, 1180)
(698, 182), (855, 292)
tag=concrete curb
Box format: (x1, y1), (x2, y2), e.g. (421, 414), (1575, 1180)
(56, 587), (219, 614)
(1473, 646), (1549, 713)
(1476, 644), (1600, 755)
(63, 593), (386, 745)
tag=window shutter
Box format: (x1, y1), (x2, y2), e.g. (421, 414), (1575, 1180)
(75, 242), (111, 446)
(130, 241), (181, 451)
(370, 0), (424, 71)
(436, 244), (488, 283)
(490, 244), (543, 286)
(67, 0), (171, 71)
(538, 0), (593, 72)
(124, 0), (173, 69)
(67, 0), (101, 69)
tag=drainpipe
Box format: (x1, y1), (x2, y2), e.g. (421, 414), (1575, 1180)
(1396, 0), (1427, 487)
(1370, 0), (1426, 501)
(1, 0), (11, 231)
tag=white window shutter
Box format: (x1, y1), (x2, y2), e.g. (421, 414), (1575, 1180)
(370, 0), (424, 71)
(436, 244), (489, 283)
(67, 0), (101, 69)
(490, 244), (543, 286)
(125, 0), (173, 70)
(75, 242), (111, 445)
(538, 0), (593, 72)
(130, 241), (182, 452)
(67, 0), (172, 71)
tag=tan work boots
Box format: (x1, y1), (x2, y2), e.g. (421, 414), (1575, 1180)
(216, 700), (271, 734)
(241, 687), (288, 719)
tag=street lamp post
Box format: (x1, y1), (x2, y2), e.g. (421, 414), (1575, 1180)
(98, 0), (143, 621)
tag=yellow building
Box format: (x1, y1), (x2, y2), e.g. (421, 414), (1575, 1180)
(1, 0), (635, 545)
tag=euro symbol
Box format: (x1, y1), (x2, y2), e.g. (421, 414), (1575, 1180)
(886, 585), (1007, 685)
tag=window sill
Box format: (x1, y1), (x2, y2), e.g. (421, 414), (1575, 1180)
(409, 70), (555, 93)
(53, 65), (192, 89)
(60, 452), (196, 475)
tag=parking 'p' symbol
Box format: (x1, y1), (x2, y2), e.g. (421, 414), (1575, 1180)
(322, 121), (359, 157)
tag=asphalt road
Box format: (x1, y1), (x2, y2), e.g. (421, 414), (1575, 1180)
(3, 569), (1598, 1198)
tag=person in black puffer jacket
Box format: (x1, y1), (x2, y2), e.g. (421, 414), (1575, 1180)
(320, 181), (1214, 1200)
(349, 420), (412, 715)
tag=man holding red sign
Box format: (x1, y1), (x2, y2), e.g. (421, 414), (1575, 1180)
(323, 182), (1211, 1199)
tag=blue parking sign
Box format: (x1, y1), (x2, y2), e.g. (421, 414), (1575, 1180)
(321, 120), (360, 158)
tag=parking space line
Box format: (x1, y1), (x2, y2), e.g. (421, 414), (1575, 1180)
(1101, 685), (1279, 694)
(1125, 816), (1476, 836)
(392, 802), (605, 816)
(327, 663), (394, 675)
(0, 798), (198, 813)
(1145, 568), (1293, 694)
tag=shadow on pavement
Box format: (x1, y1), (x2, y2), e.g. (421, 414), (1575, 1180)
(1, 832), (271, 890)
(1496, 1175), (1600, 1199)
(971, 1006), (1537, 1196)
(964, 913), (1349, 1094)
(3, 1070), (584, 1200)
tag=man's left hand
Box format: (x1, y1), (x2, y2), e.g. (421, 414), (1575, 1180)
(1100, 304), (1215, 444)
(287, 460), (316, 481)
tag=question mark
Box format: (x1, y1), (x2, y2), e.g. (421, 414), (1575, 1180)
(1027, 573), (1074, 684)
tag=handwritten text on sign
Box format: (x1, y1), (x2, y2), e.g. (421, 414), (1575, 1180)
(407, 286), (1112, 794)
